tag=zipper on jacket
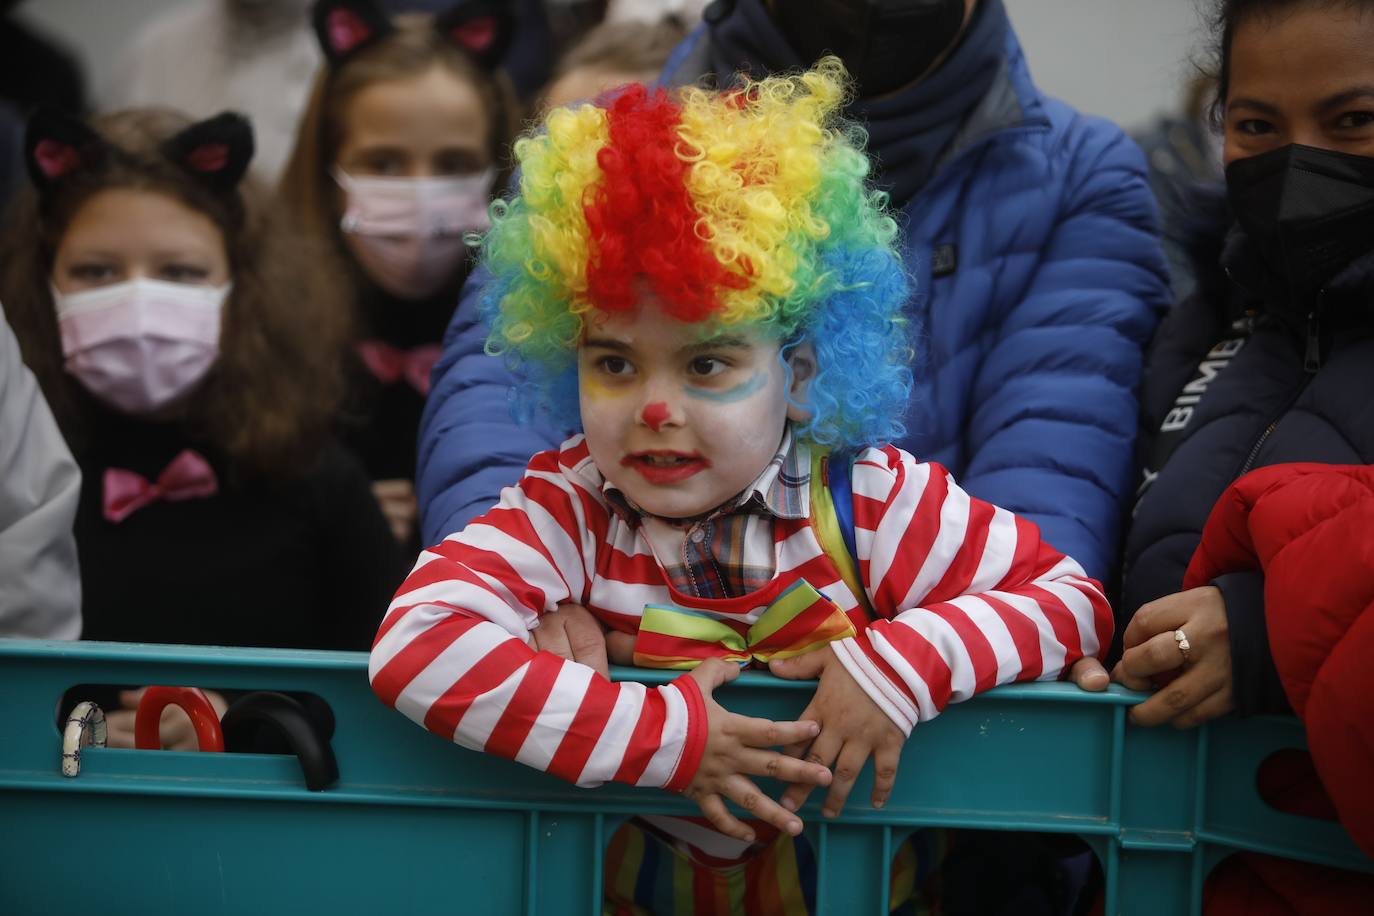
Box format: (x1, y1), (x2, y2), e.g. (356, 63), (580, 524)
(1238, 291), (1326, 475)
(1238, 375), (1315, 477)
(1303, 290), (1327, 373)
(1304, 308), (1322, 373)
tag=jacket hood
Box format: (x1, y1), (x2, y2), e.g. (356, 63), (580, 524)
(663, 0), (1041, 206)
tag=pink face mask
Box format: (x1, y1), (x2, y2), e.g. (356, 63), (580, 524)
(334, 167), (495, 300)
(53, 277), (229, 415)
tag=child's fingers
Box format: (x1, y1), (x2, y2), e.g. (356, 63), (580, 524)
(779, 728), (842, 812)
(735, 747), (831, 787)
(821, 741), (871, 818)
(780, 700), (823, 760)
(606, 629), (637, 666)
(728, 713), (819, 750)
(691, 789), (756, 843)
(688, 656), (742, 695)
(870, 742), (901, 809)
(1070, 656), (1110, 692)
(767, 651), (827, 681)
(531, 612), (574, 662)
(722, 774), (804, 837)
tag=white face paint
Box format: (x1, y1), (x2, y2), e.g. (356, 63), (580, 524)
(578, 295), (811, 519)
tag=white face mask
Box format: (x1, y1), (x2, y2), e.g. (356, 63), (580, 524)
(53, 277), (230, 416)
(334, 167), (495, 300)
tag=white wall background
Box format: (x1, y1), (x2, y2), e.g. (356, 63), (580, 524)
(1004, 0), (1208, 130)
(19, 0), (1210, 132)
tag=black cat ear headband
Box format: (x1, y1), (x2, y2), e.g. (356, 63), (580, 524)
(312, 0), (513, 72)
(25, 108), (256, 194)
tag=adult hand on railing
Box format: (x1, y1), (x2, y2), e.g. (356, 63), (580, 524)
(1112, 586), (1234, 728)
(105, 687), (229, 750)
(768, 645), (905, 818)
(681, 657), (832, 844)
(530, 602), (634, 677)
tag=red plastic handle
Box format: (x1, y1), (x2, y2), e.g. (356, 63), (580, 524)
(134, 686), (225, 752)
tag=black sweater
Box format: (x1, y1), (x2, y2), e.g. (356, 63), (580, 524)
(341, 286), (459, 483)
(75, 412), (405, 651)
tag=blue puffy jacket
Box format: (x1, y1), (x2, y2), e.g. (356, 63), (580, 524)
(418, 5), (1169, 583)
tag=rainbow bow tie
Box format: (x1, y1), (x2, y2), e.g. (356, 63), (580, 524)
(632, 579), (857, 670)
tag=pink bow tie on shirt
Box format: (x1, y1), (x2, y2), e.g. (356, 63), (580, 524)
(356, 340), (442, 396)
(103, 449), (219, 523)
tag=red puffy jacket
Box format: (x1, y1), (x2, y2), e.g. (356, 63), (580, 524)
(1184, 462), (1374, 858)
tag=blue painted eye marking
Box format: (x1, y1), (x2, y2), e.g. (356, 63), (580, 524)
(684, 370), (768, 403)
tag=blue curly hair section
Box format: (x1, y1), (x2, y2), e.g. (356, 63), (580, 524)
(790, 246), (914, 449)
(477, 271), (580, 428)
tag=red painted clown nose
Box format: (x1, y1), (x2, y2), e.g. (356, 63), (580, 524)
(642, 402), (670, 432)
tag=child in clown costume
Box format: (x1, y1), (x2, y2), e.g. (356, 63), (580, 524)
(369, 59), (1112, 913)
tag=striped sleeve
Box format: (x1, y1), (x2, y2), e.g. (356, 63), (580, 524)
(368, 442), (708, 790)
(829, 446), (1113, 736)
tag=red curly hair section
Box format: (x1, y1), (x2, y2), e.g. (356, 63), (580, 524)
(582, 85), (745, 321)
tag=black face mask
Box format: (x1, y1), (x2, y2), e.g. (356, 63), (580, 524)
(1225, 143), (1374, 306)
(773, 0), (967, 98)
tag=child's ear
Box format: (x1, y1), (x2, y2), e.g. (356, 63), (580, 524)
(784, 340), (817, 424)
(312, 0), (394, 67)
(162, 112), (256, 190)
(434, 0), (514, 71)
(24, 108), (106, 191)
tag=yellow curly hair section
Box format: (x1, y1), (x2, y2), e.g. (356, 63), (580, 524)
(674, 58), (854, 325)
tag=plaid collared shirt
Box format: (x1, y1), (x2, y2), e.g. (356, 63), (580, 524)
(604, 427), (811, 599)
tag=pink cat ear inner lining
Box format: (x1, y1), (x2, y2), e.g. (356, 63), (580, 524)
(33, 139), (80, 179)
(328, 8), (374, 55)
(451, 17), (496, 51)
(185, 144), (229, 173)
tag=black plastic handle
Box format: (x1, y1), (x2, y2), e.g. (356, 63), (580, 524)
(221, 691), (339, 791)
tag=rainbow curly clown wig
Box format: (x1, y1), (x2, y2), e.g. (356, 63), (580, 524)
(480, 58), (913, 448)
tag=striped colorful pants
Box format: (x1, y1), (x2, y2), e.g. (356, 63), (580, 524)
(603, 818), (946, 916)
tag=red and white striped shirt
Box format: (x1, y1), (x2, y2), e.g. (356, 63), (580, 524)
(369, 436), (1112, 790)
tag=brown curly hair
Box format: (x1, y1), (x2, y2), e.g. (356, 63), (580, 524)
(0, 107), (352, 480)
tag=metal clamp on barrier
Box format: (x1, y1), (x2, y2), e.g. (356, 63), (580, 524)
(0, 639), (1368, 915)
(60, 700), (107, 777)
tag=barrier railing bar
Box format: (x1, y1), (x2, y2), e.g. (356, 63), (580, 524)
(5, 639), (1370, 915)
(1194, 829), (1372, 874)
(525, 809), (539, 916)
(880, 825), (892, 914)
(1117, 833), (1197, 852)
(591, 812), (605, 916)
(1189, 725), (1211, 916)
(1107, 702), (1126, 914)
(816, 821), (829, 913)
(0, 773), (1131, 838)
(1104, 835), (1120, 916)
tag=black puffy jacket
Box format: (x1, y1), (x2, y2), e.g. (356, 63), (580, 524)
(1121, 217), (1374, 715)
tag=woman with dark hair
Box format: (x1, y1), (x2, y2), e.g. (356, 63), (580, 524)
(1072, 0), (1374, 909)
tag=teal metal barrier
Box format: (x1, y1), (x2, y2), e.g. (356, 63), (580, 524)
(0, 639), (1367, 915)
